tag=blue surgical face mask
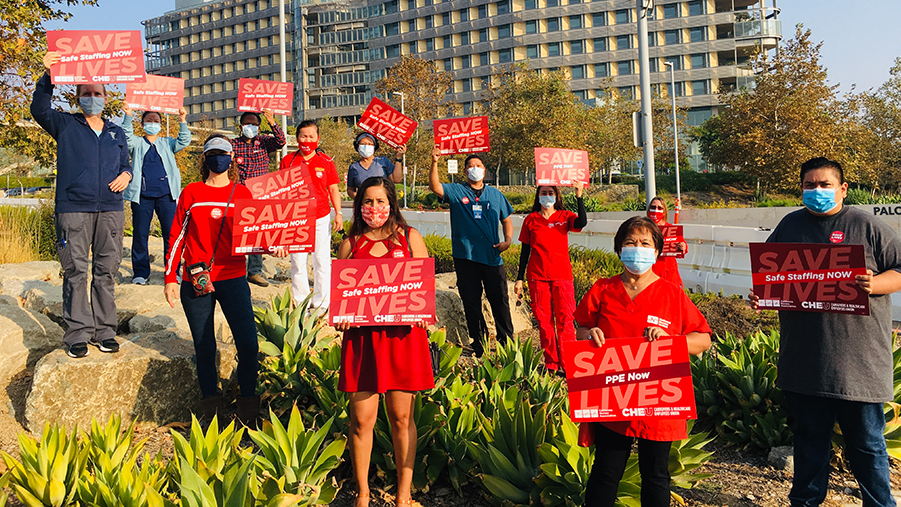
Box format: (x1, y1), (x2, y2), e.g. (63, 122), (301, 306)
(620, 246), (657, 276)
(802, 188), (839, 214)
(357, 144), (375, 158)
(143, 122), (162, 136)
(242, 124), (259, 138)
(539, 195), (556, 209)
(206, 154), (232, 174)
(79, 97), (105, 116)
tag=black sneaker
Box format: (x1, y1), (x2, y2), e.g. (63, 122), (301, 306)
(67, 342), (89, 358)
(91, 338), (120, 353)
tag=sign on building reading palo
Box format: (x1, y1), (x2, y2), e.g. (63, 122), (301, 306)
(750, 242), (870, 315)
(535, 147), (590, 186)
(125, 75), (184, 115)
(330, 258), (436, 326)
(433, 116), (490, 155)
(357, 98), (418, 150)
(237, 78), (294, 116)
(47, 30), (146, 84)
(563, 337), (696, 422)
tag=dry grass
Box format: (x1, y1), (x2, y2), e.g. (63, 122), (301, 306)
(0, 205), (55, 264)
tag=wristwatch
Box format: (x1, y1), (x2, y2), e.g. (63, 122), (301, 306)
(395, 157), (403, 162)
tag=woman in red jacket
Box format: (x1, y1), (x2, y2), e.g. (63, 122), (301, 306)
(574, 216), (711, 506)
(646, 196), (686, 287)
(335, 177), (434, 507)
(514, 182), (586, 375)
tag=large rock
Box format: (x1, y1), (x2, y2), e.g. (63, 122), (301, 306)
(0, 261), (62, 298)
(25, 329), (237, 431)
(768, 445), (794, 473)
(0, 303), (65, 420)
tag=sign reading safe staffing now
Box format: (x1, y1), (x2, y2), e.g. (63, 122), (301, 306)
(125, 75), (184, 115)
(357, 98), (418, 150)
(330, 258), (436, 326)
(659, 225), (685, 258)
(563, 337), (696, 422)
(535, 148), (590, 186)
(47, 30), (146, 84)
(232, 199), (317, 254)
(433, 116), (490, 155)
(750, 242), (869, 315)
(236, 78), (294, 116)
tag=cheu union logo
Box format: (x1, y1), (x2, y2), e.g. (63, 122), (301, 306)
(830, 231), (844, 243)
(210, 208), (223, 219)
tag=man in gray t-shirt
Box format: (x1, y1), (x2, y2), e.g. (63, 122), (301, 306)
(751, 157), (901, 507)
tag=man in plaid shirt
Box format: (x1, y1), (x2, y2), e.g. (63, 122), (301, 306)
(230, 108), (286, 286)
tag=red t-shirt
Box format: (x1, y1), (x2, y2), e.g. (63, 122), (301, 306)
(573, 275), (710, 441)
(165, 182), (252, 285)
(518, 210), (581, 281)
(279, 150), (339, 219)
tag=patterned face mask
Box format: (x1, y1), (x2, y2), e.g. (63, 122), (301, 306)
(361, 204), (391, 229)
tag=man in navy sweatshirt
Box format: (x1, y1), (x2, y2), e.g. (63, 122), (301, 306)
(31, 52), (133, 359)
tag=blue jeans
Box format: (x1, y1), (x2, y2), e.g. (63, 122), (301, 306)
(180, 276), (258, 398)
(130, 195), (176, 280)
(246, 253), (263, 276)
(785, 391), (895, 507)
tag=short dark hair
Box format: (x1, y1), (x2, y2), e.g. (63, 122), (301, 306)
(353, 132), (379, 152)
(464, 154), (484, 168)
(141, 110), (162, 123)
(297, 120), (318, 135)
(530, 185), (564, 212)
(613, 216), (663, 256)
(240, 112), (260, 124)
(800, 157), (844, 184)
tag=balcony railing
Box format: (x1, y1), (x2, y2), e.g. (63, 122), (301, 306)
(735, 19), (782, 39)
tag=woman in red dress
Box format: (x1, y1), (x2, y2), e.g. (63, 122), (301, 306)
(514, 182), (586, 375)
(335, 176), (434, 507)
(574, 216), (711, 506)
(646, 196), (686, 287)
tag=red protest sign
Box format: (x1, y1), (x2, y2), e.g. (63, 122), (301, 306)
(750, 242), (869, 315)
(232, 199), (317, 255)
(236, 78), (294, 116)
(563, 337), (696, 422)
(660, 225), (685, 258)
(535, 148), (590, 187)
(357, 97), (418, 150)
(330, 258), (436, 326)
(244, 159), (314, 201)
(433, 116), (490, 155)
(125, 75), (184, 115)
(48, 31), (146, 85)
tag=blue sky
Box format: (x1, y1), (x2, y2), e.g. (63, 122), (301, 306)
(46, 0), (900, 94)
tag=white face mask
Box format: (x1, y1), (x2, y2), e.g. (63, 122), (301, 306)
(358, 145), (375, 158)
(467, 165), (484, 182)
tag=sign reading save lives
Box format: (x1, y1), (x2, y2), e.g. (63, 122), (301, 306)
(237, 78), (294, 116)
(563, 337), (696, 422)
(126, 75), (184, 115)
(750, 242), (869, 315)
(47, 31), (146, 84)
(330, 258), (436, 326)
(357, 98), (418, 150)
(232, 199), (317, 254)
(659, 225), (685, 258)
(433, 116), (490, 155)
(535, 148), (590, 186)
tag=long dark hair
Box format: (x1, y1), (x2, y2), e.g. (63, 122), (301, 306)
(647, 196), (668, 224)
(348, 177), (408, 241)
(530, 185), (564, 212)
(200, 134), (239, 182)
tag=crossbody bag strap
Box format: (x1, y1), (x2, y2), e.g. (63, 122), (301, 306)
(209, 183), (237, 267)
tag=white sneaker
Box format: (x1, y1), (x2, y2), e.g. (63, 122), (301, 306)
(133, 277), (147, 285)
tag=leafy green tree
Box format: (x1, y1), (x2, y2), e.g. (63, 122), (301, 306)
(315, 116), (356, 192)
(855, 57), (901, 190)
(693, 26), (850, 191)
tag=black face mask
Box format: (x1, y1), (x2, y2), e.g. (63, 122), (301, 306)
(207, 154), (232, 174)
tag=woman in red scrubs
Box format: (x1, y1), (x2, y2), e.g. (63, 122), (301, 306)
(514, 182), (587, 375)
(646, 196), (686, 287)
(574, 216), (711, 507)
(335, 177), (434, 507)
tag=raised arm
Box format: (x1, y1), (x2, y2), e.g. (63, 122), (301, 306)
(428, 145), (444, 199)
(173, 108), (191, 153)
(390, 145), (406, 183)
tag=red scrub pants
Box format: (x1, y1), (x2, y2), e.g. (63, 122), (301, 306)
(528, 279), (576, 371)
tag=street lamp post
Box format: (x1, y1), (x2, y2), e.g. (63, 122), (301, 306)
(393, 91), (407, 208)
(664, 61), (681, 224)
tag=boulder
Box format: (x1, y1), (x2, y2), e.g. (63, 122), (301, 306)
(768, 445), (794, 473)
(434, 289), (468, 347)
(0, 261), (62, 298)
(25, 329), (237, 431)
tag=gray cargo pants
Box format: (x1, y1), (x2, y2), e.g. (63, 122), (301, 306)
(55, 211), (124, 346)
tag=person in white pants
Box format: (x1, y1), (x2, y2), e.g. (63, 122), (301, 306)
(276, 119), (342, 310)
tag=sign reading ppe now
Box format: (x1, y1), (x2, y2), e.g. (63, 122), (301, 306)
(659, 225), (685, 258)
(48, 30), (146, 84)
(535, 148), (590, 187)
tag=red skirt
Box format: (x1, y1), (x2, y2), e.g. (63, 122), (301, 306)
(338, 325), (435, 393)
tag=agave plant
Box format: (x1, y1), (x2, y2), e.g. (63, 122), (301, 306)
(426, 375), (482, 495)
(301, 341), (350, 431)
(428, 328), (463, 389)
(248, 405), (346, 505)
(169, 415), (247, 486)
(535, 412), (593, 507)
(1, 422), (89, 507)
